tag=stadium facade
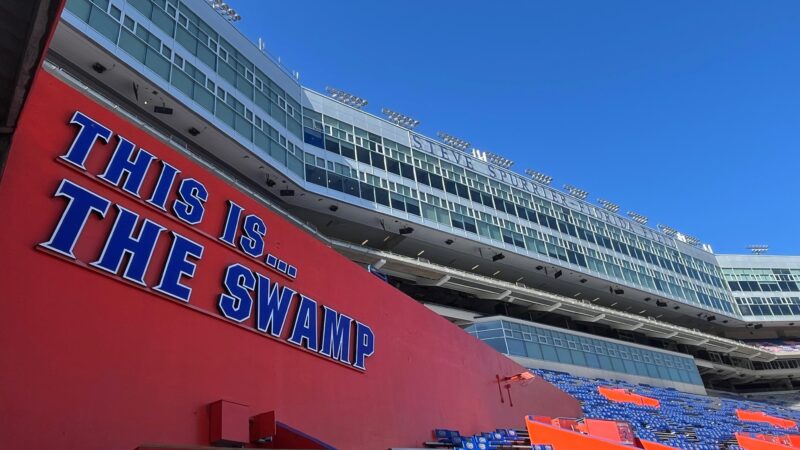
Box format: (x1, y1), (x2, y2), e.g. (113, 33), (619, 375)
(40, 0), (800, 399)
(1, 0), (799, 448)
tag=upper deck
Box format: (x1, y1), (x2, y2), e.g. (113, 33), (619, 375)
(54, 0), (800, 325)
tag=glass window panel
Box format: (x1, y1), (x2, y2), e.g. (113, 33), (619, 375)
(88, 6), (120, 43)
(119, 29), (146, 63)
(144, 47), (170, 80)
(507, 339), (526, 357)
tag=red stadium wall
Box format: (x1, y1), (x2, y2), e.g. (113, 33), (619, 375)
(0, 72), (581, 450)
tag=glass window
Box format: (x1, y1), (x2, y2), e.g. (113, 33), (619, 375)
(507, 339), (526, 357)
(88, 6), (120, 43)
(119, 29), (146, 63)
(525, 341), (542, 359)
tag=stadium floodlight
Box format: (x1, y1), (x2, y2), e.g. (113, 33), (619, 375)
(208, 1), (241, 21)
(657, 224), (679, 237)
(325, 86), (368, 109)
(627, 211), (649, 225)
(436, 131), (471, 151)
(525, 169), (552, 185)
(381, 108), (420, 129)
(563, 184), (589, 201)
(747, 244), (769, 255)
(482, 151), (515, 169)
(597, 198), (620, 214)
(683, 234), (702, 246)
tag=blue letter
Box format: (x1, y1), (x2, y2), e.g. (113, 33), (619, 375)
(218, 263), (255, 322)
(99, 137), (156, 197)
(288, 295), (318, 351)
(255, 273), (295, 337)
(219, 200), (243, 246)
(319, 306), (353, 363)
(146, 160), (180, 210)
(154, 232), (203, 302)
(91, 206), (165, 285)
(239, 214), (266, 258)
(353, 322), (375, 370)
(172, 178), (207, 225)
(61, 111), (112, 169)
(40, 179), (111, 258)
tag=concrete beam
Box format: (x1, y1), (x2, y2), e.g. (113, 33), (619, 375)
(417, 274), (450, 287)
(585, 313), (606, 323)
(530, 302), (562, 312)
(488, 289), (512, 300)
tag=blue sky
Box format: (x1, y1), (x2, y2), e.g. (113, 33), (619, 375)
(232, 1), (800, 255)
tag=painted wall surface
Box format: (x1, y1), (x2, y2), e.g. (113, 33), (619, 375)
(0, 72), (581, 450)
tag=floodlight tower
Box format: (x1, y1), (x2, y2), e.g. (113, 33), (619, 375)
(436, 131), (471, 151)
(627, 211), (649, 225)
(325, 86), (368, 109)
(525, 169), (552, 185)
(597, 199), (620, 214)
(563, 184), (589, 201)
(381, 108), (420, 129)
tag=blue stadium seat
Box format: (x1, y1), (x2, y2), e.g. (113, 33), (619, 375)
(529, 368), (800, 449)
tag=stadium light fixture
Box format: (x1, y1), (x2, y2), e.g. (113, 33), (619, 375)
(747, 245), (769, 255)
(481, 151), (515, 169)
(657, 224), (679, 237)
(563, 184), (589, 201)
(525, 169), (552, 185)
(436, 131), (471, 151)
(627, 211), (649, 225)
(381, 108), (420, 129)
(325, 86), (368, 109)
(597, 199), (620, 214)
(208, 0), (241, 21)
(683, 235), (702, 246)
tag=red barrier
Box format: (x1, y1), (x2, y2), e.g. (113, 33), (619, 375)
(640, 440), (679, 450)
(737, 410), (798, 430)
(526, 416), (646, 450)
(599, 387), (661, 408)
(0, 71), (583, 449)
(735, 432), (800, 450)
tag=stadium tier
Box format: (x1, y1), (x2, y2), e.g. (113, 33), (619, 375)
(745, 340), (800, 354)
(533, 369), (800, 449)
(421, 370), (800, 450)
(1, 0), (799, 449)
(53, 0), (800, 329)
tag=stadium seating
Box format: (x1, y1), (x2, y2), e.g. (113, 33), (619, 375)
(425, 371), (800, 449)
(532, 368), (800, 449)
(746, 339), (800, 353)
(426, 428), (540, 449)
